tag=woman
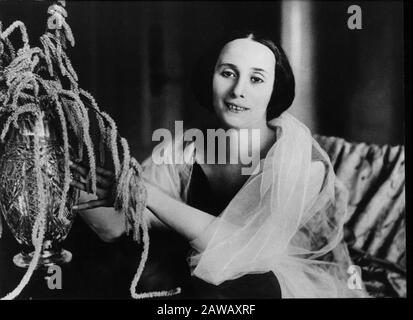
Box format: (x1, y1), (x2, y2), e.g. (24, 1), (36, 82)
(70, 30), (367, 298)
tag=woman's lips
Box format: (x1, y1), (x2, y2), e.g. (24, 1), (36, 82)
(225, 102), (249, 112)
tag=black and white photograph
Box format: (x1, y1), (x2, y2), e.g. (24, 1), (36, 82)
(0, 0), (406, 307)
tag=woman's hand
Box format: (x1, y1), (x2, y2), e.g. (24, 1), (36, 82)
(69, 160), (126, 242)
(69, 160), (116, 210)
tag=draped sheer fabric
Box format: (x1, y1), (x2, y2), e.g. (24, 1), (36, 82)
(142, 112), (368, 298)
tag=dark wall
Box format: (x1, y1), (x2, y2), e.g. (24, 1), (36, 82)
(313, 1), (404, 145)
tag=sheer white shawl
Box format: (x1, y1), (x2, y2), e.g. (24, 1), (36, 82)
(142, 112), (368, 298)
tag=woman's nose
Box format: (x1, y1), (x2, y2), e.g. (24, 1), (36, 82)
(231, 78), (246, 98)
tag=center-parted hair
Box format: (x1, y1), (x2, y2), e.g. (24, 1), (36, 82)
(191, 30), (295, 120)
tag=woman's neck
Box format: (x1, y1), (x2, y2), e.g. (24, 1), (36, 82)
(202, 116), (277, 166)
(234, 122), (277, 164)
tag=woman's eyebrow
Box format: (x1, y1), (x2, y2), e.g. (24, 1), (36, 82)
(252, 67), (269, 75)
(217, 63), (238, 69)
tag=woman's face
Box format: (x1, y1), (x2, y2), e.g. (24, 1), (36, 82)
(212, 38), (276, 129)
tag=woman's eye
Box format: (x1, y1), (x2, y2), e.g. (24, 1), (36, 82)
(251, 76), (264, 83)
(221, 70), (236, 78)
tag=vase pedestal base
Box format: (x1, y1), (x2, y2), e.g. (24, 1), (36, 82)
(13, 240), (72, 269)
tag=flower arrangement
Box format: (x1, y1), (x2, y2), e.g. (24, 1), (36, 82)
(0, 1), (178, 299)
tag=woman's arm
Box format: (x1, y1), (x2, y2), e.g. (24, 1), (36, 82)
(69, 161), (170, 242)
(75, 191), (126, 242)
(145, 161), (326, 246)
(71, 160), (325, 248)
(74, 189), (175, 242)
(70, 160), (217, 244)
(74, 183), (217, 246)
(145, 181), (216, 243)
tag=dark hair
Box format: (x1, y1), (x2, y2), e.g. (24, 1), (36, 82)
(191, 30), (295, 120)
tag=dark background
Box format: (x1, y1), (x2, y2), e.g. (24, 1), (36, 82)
(0, 0), (405, 299)
(0, 0), (405, 161)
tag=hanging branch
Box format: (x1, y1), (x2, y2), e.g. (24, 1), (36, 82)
(0, 1), (179, 299)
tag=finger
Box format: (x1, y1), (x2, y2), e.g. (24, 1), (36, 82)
(96, 174), (113, 188)
(96, 166), (115, 178)
(75, 174), (88, 185)
(70, 178), (94, 194)
(69, 161), (88, 176)
(71, 177), (112, 198)
(95, 186), (111, 199)
(70, 162), (114, 186)
(73, 199), (112, 210)
(73, 171), (111, 189)
(70, 180), (87, 191)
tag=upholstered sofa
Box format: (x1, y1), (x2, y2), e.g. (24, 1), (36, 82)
(315, 135), (406, 298)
